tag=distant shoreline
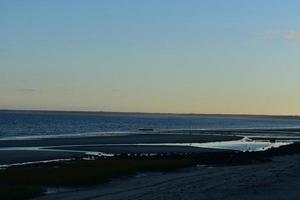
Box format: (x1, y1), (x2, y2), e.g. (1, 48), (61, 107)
(1, 109), (300, 119)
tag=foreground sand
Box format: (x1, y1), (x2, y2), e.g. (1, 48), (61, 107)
(35, 154), (300, 200)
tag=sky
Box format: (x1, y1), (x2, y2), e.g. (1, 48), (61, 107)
(1, 0), (300, 115)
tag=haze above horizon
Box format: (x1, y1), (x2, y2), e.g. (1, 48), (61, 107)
(1, 0), (300, 115)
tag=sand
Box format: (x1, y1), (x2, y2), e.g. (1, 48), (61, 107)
(0, 134), (240, 147)
(35, 154), (300, 200)
(0, 150), (83, 165)
(1, 133), (299, 199)
(0, 134), (240, 165)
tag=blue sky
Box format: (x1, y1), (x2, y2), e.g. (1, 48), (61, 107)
(1, 0), (300, 114)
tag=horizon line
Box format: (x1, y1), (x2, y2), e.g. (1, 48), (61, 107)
(1, 109), (300, 118)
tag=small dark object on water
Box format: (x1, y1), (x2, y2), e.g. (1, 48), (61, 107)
(139, 128), (154, 132)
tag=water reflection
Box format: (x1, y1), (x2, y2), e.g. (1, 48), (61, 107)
(138, 137), (292, 152)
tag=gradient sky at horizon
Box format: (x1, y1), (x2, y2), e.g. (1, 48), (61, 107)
(1, 0), (300, 115)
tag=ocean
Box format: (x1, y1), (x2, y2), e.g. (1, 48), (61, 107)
(1, 111), (300, 139)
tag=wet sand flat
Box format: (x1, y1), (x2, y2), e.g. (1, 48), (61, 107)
(0, 134), (241, 148)
(0, 134), (240, 165)
(48, 145), (233, 154)
(0, 150), (83, 165)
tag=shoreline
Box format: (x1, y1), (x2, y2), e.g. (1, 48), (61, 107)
(0, 131), (299, 166)
(1, 126), (300, 142)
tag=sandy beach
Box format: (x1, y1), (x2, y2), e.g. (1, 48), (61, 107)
(35, 154), (300, 200)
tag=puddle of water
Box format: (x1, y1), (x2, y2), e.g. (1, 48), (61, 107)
(187, 140), (291, 152)
(136, 138), (292, 152)
(0, 158), (74, 169)
(45, 187), (82, 195)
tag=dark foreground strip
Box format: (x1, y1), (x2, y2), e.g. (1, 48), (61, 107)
(1, 142), (300, 200)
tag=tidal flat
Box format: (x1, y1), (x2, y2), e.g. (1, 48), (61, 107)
(0, 132), (300, 200)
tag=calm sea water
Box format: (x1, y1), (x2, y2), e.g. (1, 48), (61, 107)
(1, 111), (300, 139)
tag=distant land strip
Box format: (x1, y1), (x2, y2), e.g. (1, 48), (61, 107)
(0, 109), (300, 119)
